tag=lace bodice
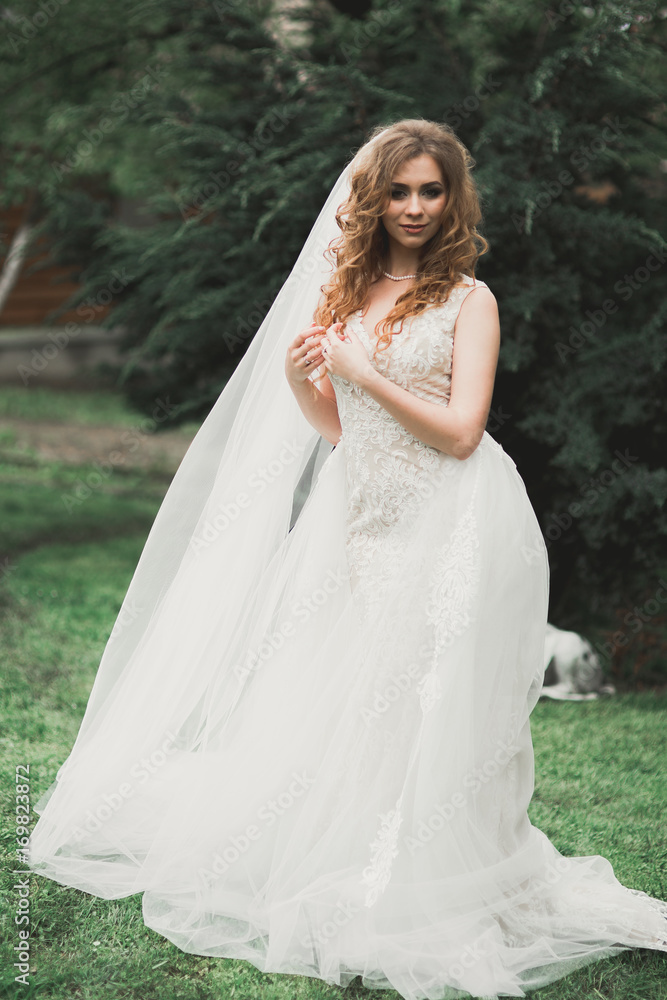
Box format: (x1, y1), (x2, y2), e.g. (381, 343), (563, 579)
(325, 274), (488, 605)
(346, 277), (484, 406)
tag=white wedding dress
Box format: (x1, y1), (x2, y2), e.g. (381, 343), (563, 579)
(29, 273), (666, 999)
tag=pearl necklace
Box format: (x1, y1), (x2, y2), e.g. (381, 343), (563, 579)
(382, 270), (418, 281)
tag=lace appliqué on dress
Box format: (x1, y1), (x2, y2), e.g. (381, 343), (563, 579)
(416, 671), (442, 713)
(418, 474), (482, 714)
(332, 276), (488, 909)
(361, 805), (404, 908)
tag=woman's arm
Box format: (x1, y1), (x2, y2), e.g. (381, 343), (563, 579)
(285, 326), (342, 446)
(288, 372), (342, 446)
(353, 287), (500, 460)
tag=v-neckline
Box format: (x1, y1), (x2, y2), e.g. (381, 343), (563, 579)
(354, 309), (372, 341)
(353, 309), (398, 343)
(353, 282), (470, 342)
(356, 277), (476, 330)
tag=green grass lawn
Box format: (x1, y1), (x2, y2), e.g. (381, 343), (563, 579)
(0, 389), (665, 1000)
(0, 385), (156, 426)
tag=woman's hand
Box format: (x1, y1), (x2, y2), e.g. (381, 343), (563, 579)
(321, 322), (374, 385)
(285, 324), (329, 386)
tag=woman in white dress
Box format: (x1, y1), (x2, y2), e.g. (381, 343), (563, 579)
(28, 119), (666, 999)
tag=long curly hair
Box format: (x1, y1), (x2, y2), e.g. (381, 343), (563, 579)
(312, 119), (489, 380)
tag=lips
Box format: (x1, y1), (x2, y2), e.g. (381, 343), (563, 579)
(401, 224), (427, 234)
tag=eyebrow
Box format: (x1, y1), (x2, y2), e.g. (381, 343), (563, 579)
(391, 180), (445, 188)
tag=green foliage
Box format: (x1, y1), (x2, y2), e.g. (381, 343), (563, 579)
(1, 0), (666, 628)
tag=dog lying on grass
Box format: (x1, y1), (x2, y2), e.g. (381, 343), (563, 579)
(541, 623), (616, 701)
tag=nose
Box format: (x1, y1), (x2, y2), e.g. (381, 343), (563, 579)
(405, 192), (424, 217)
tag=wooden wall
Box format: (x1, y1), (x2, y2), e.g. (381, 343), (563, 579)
(0, 204), (107, 327)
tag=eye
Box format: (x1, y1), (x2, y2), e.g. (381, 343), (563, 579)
(390, 187), (443, 200)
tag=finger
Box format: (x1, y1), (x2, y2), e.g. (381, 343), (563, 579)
(297, 336), (323, 358)
(297, 325), (325, 346)
(301, 344), (326, 368)
(303, 327), (324, 344)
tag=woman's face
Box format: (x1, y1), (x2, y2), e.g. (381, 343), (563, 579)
(381, 154), (447, 251)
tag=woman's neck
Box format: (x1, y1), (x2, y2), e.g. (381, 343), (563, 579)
(384, 246), (421, 277)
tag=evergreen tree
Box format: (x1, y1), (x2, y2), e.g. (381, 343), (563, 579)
(2, 0), (665, 662)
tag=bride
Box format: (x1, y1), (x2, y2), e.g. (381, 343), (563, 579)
(29, 119), (666, 999)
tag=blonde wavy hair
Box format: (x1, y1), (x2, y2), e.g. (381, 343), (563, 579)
(312, 118), (489, 381)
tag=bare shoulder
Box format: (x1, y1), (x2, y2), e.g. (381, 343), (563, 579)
(453, 281), (500, 356)
(438, 276), (498, 314)
(461, 280), (497, 306)
(457, 282), (499, 324)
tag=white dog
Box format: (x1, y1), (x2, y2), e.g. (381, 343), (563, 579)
(541, 623), (616, 701)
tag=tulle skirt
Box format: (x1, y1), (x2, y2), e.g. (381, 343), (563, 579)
(29, 431), (667, 999)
